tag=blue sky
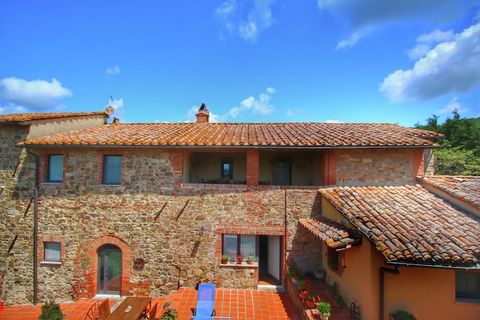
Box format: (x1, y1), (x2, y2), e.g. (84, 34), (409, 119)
(0, 0), (479, 126)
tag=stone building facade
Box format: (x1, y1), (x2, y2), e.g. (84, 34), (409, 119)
(0, 110), (437, 306)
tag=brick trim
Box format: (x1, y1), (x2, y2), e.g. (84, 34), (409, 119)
(412, 149), (425, 178)
(38, 151), (68, 184)
(74, 235), (133, 298)
(38, 234), (64, 265)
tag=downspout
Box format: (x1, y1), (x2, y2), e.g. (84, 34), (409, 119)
(31, 152), (40, 305)
(284, 189), (288, 286)
(379, 266), (400, 320)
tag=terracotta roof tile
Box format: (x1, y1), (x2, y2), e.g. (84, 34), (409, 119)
(0, 112), (106, 124)
(320, 185), (480, 267)
(420, 176), (480, 210)
(22, 122), (441, 148)
(299, 218), (360, 250)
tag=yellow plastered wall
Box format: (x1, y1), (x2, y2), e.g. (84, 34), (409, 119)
(321, 197), (480, 320)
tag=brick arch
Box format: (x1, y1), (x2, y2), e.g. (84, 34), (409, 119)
(75, 235), (133, 298)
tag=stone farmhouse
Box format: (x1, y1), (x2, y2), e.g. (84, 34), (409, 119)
(0, 105), (479, 319)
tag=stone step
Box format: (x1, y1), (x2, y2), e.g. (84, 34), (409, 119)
(257, 285), (285, 292)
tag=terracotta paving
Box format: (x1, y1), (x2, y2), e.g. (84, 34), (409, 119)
(0, 288), (300, 320)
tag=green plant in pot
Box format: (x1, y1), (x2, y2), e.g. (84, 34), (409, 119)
(390, 310), (416, 320)
(161, 302), (178, 320)
(316, 301), (331, 320)
(221, 255), (229, 264)
(247, 255), (255, 264)
(39, 300), (63, 320)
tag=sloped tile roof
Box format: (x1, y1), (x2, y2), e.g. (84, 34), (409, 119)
(320, 185), (480, 267)
(22, 122), (441, 148)
(299, 218), (360, 249)
(0, 112), (106, 124)
(420, 176), (480, 209)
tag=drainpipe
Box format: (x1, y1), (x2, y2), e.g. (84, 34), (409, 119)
(379, 266), (400, 320)
(31, 152), (40, 305)
(284, 189), (287, 286)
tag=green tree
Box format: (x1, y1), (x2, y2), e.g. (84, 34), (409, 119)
(415, 111), (480, 175)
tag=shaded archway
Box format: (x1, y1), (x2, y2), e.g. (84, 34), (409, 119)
(97, 244), (122, 295)
(74, 235), (133, 298)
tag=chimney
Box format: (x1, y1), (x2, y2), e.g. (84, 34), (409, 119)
(196, 103), (210, 123)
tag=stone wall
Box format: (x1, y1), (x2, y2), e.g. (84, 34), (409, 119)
(1, 143), (323, 304)
(335, 149), (421, 186)
(0, 126), (37, 305)
(0, 134), (431, 305)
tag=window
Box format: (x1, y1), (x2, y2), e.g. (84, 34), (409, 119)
(47, 155), (64, 182)
(240, 235), (256, 257)
(456, 271), (480, 302)
(327, 248), (340, 272)
(103, 155), (122, 185)
(273, 160), (291, 185)
(222, 234), (257, 258)
(221, 160), (233, 180)
(44, 242), (61, 263)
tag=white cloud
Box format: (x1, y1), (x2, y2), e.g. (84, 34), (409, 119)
(285, 107), (302, 116)
(318, 0), (469, 48)
(227, 87), (276, 117)
(380, 22), (480, 101)
(407, 29), (455, 59)
(437, 97), (468, 115)
(0, 77), (72, 110)
(106, 65), (120, 76)
(0, 103), (28, 114)
(186, 87), (276, 122)
(336, 29), (370, 49)
(324, 119), (344, 123)
(215, 0), (276, 42)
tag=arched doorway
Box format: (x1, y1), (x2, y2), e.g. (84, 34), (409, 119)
(97, 244), (122, 295)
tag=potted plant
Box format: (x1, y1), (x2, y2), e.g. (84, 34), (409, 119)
(247, 255), (255, 264)
(229, 256), (236, 264)
(316, 301), (331, 320)
(305, 291), (320, 309)
(161, 302), (178, 320)
(39, 300), (64, 320)
(313, 265), (325, 280)
(221, 255), (229, 264)
(236, 255), (244, 264)
(390, 310), (416, 320)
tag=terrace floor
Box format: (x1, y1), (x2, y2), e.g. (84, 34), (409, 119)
(0, 288), (300, 320)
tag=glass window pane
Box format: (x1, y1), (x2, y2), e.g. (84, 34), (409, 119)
(48, 155), (63, 182)
(44, 242), (61, 262)
(223, 234), (237, 257)
(240, 235), (256, 258)
(456, 271), (480, 300)
(104, 155), (122, 184)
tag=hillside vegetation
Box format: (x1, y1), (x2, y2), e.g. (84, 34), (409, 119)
(415, 111), (480, 176)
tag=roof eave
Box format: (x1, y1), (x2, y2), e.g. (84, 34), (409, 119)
(20, 144), (441, 150)
(386, 259), (480, 270)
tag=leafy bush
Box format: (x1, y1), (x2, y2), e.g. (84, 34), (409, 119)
(415, 112), (480, 175)
(316, 301), (331, 316)
(161, 309), (178, 320)
(39, 300), (63, 320)
(434, 148), (480, 175)
(391, 310), (415, 320)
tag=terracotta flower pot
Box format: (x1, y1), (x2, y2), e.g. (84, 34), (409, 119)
(247, 259), (254, 264)
(236, 256), (244, 264)
(221, 258), (228, 264)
